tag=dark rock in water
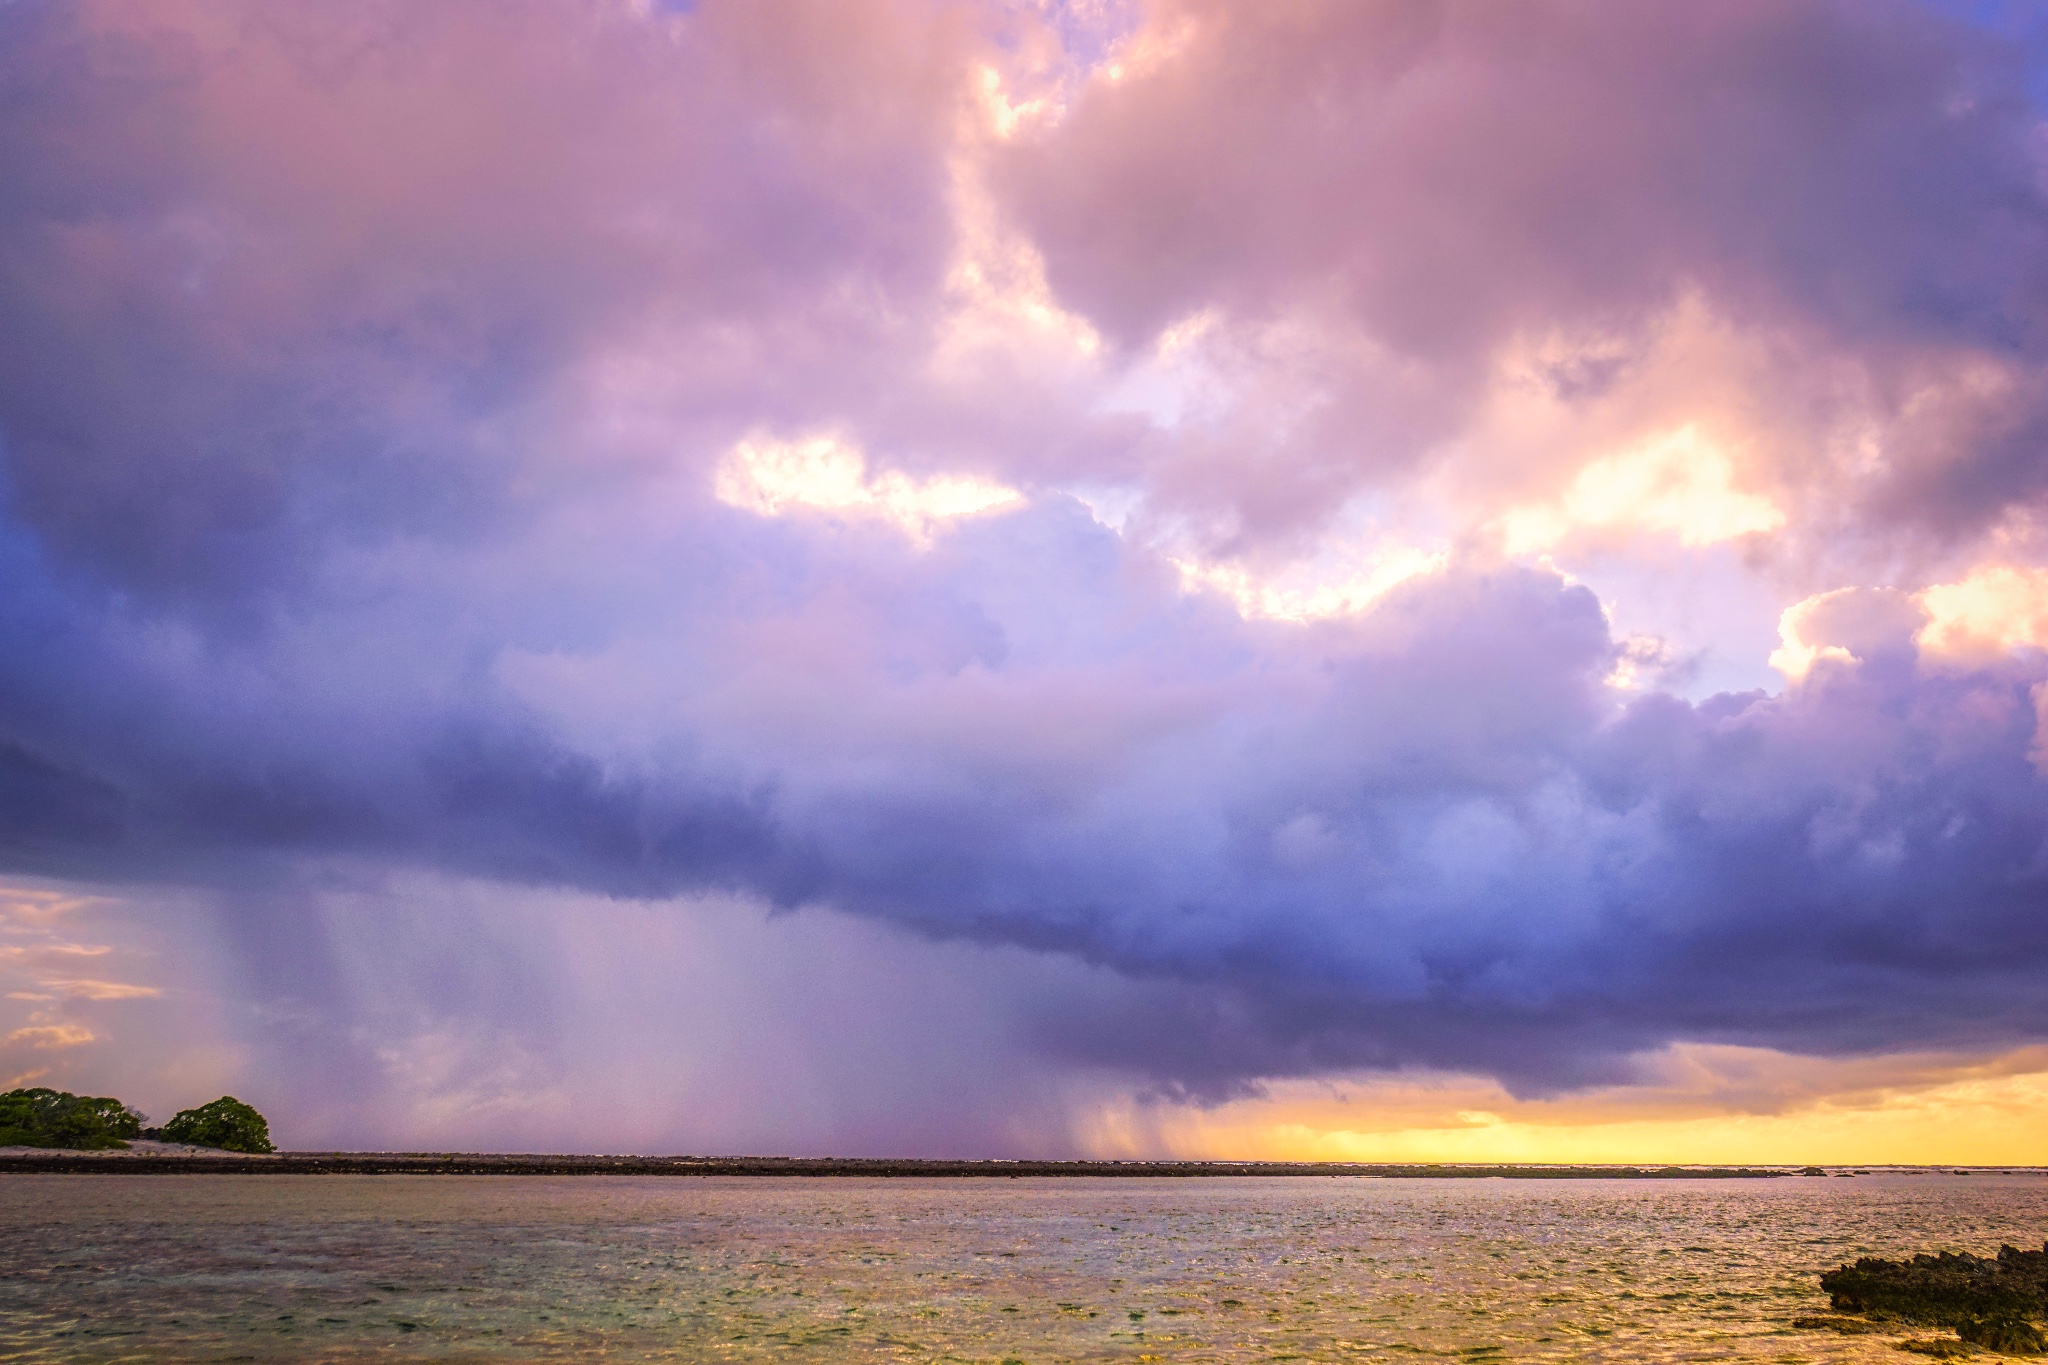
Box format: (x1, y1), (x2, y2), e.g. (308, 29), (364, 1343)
(1817, 1243), (2048, 1355)
(1961, 1315), (2048, 1356)
(1821, 1244), (2048, 1327)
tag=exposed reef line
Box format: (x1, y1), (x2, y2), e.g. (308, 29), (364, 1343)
(0, 1153), (1819, 1177)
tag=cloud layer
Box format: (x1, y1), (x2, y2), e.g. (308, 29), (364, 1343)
(4, 0), (2048, 1148)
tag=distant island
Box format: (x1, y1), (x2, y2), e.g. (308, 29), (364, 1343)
(0, 1089), (273, 1154)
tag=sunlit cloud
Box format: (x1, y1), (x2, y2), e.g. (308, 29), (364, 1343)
(0, 883), (164, 1075)
(1096, 8), (1196, 86)
(0, 944), (112, 962)
(0, 886), (111, 927)
(932, 72), (1101, 383)
(714, 435), (1022, 544)
(1769, 591), (1861, 681)
(974, 64), (1053, 142)
(39, 980), (161, 1001)
(1173, 541), (1446, 622)
(1767, 586), (1927, 682)
(1500, 425), (1784, 555)
(1919, 563), (2048, 661)
(1603, 633), (1681, 691)
(6, 1024), (96, 1050)
(1769, 565), (2048, 682)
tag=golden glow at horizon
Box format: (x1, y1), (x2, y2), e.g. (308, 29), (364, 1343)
(1083, 1044), (2048, 1166)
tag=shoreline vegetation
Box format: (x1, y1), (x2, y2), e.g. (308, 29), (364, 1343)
(0, 1152), (2033, 1177)
(0, 1088), (272, 1154)
(0, 1088), (141, 1149)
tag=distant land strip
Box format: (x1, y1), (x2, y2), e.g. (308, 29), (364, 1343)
(0, 1154), (1848, 1177)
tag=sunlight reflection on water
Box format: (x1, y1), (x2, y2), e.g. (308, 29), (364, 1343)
(1, 1173), (2042, 1362)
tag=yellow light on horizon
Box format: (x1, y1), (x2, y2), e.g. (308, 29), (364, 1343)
(1081, 1045), (2048, 1167)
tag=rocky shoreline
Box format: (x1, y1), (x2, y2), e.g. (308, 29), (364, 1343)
(0, 1138), (276, 1160)
(1805, 1243), (2048, 1357)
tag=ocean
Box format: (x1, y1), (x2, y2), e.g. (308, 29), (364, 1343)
(1, 1172), (2041, 1362)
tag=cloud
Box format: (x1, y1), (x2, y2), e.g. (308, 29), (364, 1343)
(2, 0), (2048, 1148)
(1920, 562), (2048, 659)
(0, 0), (974, 604)
(997, 0), (2048, 559)
(12, 526), (2048, 1097)
(1770, 586), (1928, 680)
(1499, 425), (1784, 555)
(0, 881), (179, 1091)
(6, 1024), (95, 1050)
(715, 433), (1022, 543)
(38, 980), (160, 1001)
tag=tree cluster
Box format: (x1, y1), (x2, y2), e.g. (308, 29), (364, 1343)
(0, 1088), (273, 1153)
(150, 1096), (274, 1154)
(0, 1088), (143, 1148)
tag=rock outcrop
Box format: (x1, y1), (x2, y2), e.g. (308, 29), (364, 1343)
(1819, 1244), (2048, 1356)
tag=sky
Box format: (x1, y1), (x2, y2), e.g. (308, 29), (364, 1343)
(3, 0), (2048, 1162)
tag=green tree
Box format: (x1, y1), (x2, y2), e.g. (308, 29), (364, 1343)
(160, 1096), (273, 1153)
(0, 1088), (145, 1149)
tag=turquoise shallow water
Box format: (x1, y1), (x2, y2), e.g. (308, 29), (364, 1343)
(0, 1172), (2042, 1362)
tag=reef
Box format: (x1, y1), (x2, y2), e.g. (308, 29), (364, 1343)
(1819, 1244), (2048, 1356)
(0, 1153), (1795, 1177)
